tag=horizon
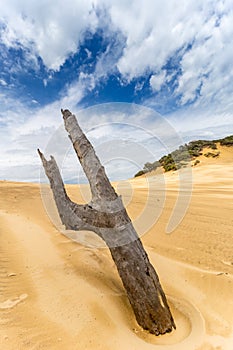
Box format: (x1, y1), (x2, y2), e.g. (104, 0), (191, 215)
(1, 1), (233, 182)
(0, 133), (231, 185)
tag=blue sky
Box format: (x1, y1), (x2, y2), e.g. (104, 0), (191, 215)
(0, 0), (233, 182)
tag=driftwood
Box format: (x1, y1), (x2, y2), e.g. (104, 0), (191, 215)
(38, 109), (175, 335)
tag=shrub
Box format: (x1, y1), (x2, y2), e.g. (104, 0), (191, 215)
(204, 151), (220, 158)
(143, 161), (160, 172)
(163, 163), (177, 172)
(218, 135), (233, 146)
(134, 170), (145, 177)
(194, 159), (200, 166)
(134, 135), (232, 177)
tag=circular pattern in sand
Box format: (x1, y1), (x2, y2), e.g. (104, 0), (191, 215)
(134, 296), (205, 349)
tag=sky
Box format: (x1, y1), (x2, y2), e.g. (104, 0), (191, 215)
(0, 0), (233, 182)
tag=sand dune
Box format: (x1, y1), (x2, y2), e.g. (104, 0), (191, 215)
(0, 146), (233, 349)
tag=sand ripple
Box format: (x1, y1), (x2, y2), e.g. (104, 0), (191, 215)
(0, 294), (28, 309)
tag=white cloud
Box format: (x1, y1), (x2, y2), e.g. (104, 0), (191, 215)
(0, 0), (98, 70)
(107, 0), (212, 78)
(167, 103), (233, 139)
(105, 0), (233, 109)
(0, 97), (187, 182)
(175, 8), (233, 107)
(0, 0), (233, 181)
(1, 91), (232, 182)
(150, 71), (166, 92)
(0, 78), (7, 86)
(0, 70), (96, 181)
(1, 0), (233, 110)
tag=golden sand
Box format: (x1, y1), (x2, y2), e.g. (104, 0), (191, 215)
(0, 146), (232, 349)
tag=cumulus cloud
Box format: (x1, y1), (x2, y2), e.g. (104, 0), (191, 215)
(108, 0), (212, 77)
(0, 69), (96, 181)
(167, 101), (233, 142)
(106, 0), (233, 109)
(150, 71), (166, 92)
(0, 95), (185, 182)
(0, 0), (98, 70)
(1, 0), (233, 181)
(175, 8), (233, 107)
(1, 0), (233, 108)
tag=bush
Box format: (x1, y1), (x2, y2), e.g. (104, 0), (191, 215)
(163, 163), (177, 172)
(204, 152), (220, 158)
(194, 159), (200, 166)
(134, 134), (232, 177)
(143, 161), (160, 172)
(187, 140), (217, 156)
(134, 170), (145, 177)
(209, 143), (217, 150)
(218, 135), (233, 146)
(189, 149), (202, 157)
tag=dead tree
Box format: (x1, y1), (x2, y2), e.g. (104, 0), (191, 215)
(38, 109), (175, 335)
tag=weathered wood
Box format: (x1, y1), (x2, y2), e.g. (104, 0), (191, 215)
(38, 109), (176, 335)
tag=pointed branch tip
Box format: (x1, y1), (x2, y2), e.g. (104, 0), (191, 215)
(61, 109), (72, 120)
(37, 149), (48, 164)
(37, 148), (43, 158)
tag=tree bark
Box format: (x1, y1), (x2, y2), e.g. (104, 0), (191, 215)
(38, 109), (176, 335)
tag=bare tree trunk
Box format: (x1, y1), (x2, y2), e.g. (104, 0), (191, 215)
(38, 109), (175, 335)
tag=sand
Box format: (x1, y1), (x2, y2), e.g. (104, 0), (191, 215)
(0, 145), (232, 349)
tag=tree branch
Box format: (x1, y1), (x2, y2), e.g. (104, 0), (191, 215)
(38, 149), (105, 235)
(61, 109), (118, 206)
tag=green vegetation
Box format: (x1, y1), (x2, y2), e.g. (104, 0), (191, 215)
(204, 151), (220, 158)
(217, 135), (233, 146)
(143, 161), (160, 172)
(134, 161), (160, 177)
(134, 135), (233, 177)
(134, 170), (146, 177)
(194, 159), (200, 166)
